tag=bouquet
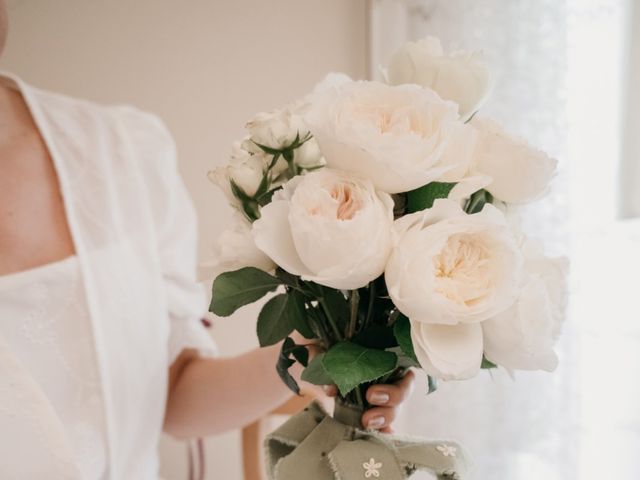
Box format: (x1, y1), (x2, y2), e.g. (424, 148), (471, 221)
(208, 37), (567, 480)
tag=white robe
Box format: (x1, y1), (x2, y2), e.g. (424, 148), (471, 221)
(0, 72), (217, 479)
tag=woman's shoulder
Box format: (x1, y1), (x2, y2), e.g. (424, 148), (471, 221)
(29, 84), (177, 176)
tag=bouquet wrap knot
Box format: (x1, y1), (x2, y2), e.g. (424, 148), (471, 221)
(265, 401), (470, 480)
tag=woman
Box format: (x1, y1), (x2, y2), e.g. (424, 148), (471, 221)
(0, 2), (413, 478)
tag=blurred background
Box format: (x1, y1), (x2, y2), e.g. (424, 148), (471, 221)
(2, 0), (638, 479)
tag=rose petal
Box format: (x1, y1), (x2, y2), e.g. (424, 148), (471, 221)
(252, 200), (312, 278)
(411, 322), (483, 380)
(482, 278), (559, 372)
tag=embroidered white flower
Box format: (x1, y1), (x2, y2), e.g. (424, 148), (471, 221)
(436, 444), (458, 457)
(362, 458), (382, 478)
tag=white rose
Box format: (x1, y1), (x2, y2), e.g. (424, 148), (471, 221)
(293, 137), (325, 170)
(304, 80), (467, 194)
(386, 199), (524, 379)
(253, 169), (394, 290)
(433, 121), (492, 200)
(208, 143), (267, 203)
(246, 104), (309, 150)
(482, 241), (568, 372)
(386, 37), (491, 121)
(204, 214), (276, 279)
(470, 117), (557, 203)
(312, 72), (353, 94)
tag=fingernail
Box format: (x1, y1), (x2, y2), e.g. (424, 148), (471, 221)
(367, 416), (385, 429)
(369, 392), (390, 405)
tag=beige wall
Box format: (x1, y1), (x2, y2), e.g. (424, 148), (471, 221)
(1, 1), (367, 478)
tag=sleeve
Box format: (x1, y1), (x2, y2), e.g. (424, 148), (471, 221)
(115, 105), (218, 365)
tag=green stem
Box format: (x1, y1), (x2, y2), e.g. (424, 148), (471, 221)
(354, 385), (365, 409)
(365, 281), (376, 328)
(346, 290), (359, 339)
(305, 301), (330, 348)
(319, 298), (342, 341)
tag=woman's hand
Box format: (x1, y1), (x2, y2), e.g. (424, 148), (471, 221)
(322, 370), (416, 433)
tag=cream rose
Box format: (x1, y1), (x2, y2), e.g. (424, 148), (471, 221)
(245, 104), (309, 151)
(482, 241), (568, 371)
(293, 137), (325, 170)
(208, 143), (266, 203)
(208, 141), (289, 205)
(469, 117), (558, 203)
(304, 80), (467, 194)
(206, 213), (276, 278)
(386, 37), (491, 121)
(252, 169), (394, 290)
(386, 199), (524, 379)
(432, 121), (492, 200)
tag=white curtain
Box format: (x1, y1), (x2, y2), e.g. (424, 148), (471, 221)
(369, 1), (639, 479)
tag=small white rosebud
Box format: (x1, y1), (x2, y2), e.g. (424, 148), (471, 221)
(293, 137), (325, 170)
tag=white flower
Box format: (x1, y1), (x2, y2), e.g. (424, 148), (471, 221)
(208, 143), (267, 203)
(208, 141), (290, 206)
(386, 37), (491, 121)
(207, 214), (276, 277)
(482, 240), (568, 371)
(304, 80), (468, 194)
(362, 458), (382, 478)
(432, 121), (492, 200)
(293, 137), (325, 170)
(246, 104), (309, 150)
(469, 117), (557, 203)
(253, 169), (394, 290)
(385, 199), (524, 379)
(436, 444), (458, 457)
(312, 72), (353, 94)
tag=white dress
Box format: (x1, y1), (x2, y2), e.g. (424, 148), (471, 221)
(0, 72), (217, 479)
(0, 256), (108, 479)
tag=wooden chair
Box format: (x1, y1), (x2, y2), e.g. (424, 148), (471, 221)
(241, 390), (329, 480)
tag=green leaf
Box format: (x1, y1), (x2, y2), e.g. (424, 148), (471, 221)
(257, 293), (303, 346)
(407, 182), (457, 213)
(275, 268), (301, 288)
(229, 179), (252, 202)
(301, 353), (334, 385)
(253, 141), (284, 156)
(256, 187), (280, 207)
(291, 344), (309, 367)
(322, 342), (398, 396)
(481, 356), (498, 369)
(393, 314), (419, 364)
(427, 375), (438, 394)
(276, 337), (302, 395)
(465, 189), (494, 214)
(210, 267), (281, 317)
(240, 199), (261, 222)
(290, 291), (315, 339)
(387, 347), (420, 368)
(282, 149), (294, 163)
(319, 288), (349, 333)
(353, 325), (398, 350)
(253, 171), (271, 198)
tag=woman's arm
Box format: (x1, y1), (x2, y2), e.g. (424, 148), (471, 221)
(164, 345), (414, 439)
(164, 344), (294, 438)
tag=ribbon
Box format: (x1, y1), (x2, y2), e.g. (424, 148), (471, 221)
(265, 401), (471, 480)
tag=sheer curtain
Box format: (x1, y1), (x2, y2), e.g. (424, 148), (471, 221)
(369, 1), (639, 478)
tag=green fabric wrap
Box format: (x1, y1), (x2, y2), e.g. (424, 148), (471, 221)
(265, 401), (471, 480)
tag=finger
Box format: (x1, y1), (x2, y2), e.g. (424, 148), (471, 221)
(323, 385), (338, 397)
(366, 369), (415, 407)
(361, 406), (398, 431)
